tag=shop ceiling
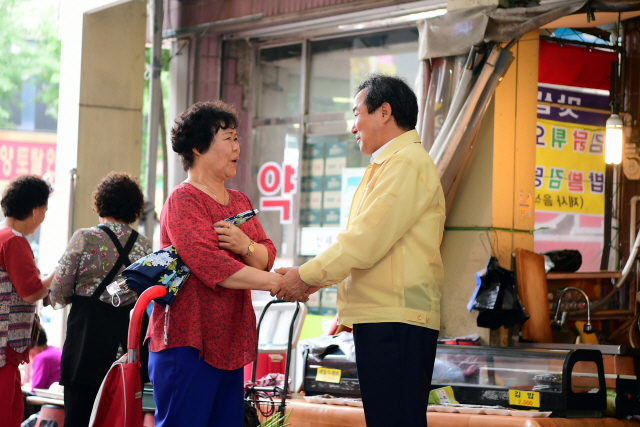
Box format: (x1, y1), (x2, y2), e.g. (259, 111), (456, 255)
(162, 0), (640, 44)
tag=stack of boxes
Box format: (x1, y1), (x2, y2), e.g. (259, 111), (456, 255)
(299, 138), (348, 316)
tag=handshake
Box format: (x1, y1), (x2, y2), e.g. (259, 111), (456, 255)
(269, 267), (320, 302)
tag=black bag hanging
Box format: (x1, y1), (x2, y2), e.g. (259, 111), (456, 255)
(243, 401), (260, 427)
(472, 257), (529, 329)
(541, 249), (582, 272)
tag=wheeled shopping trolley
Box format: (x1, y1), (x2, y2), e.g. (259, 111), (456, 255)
(244, 299), (304, 425)
(89, 286), (166, 427)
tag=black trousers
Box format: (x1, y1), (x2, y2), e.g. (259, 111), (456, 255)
(353, 322), (439, 427)
(63, 382), (100, 427)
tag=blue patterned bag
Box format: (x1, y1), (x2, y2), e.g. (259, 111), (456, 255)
(119, 246), (191, 307)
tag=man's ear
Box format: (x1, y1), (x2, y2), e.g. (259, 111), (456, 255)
(380, 102), (392, 124)
(192, 147), (201, 157)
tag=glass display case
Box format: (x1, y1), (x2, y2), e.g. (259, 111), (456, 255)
(303, 345), (612, 417)
(431, 345), (606, 417)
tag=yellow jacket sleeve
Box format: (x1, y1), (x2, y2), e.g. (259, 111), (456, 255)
(299, 153), (438, 287)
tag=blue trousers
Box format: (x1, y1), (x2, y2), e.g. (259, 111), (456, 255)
(149, 346), (244, 427)
(353, 322), (439, 427)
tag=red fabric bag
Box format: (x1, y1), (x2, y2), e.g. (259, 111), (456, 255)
(88, 355), (143, 427)
(88, 286), (167, 427)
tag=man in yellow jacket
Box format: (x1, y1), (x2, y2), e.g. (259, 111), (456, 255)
(274, 74), (445, 427)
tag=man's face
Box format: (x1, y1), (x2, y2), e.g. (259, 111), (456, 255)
(351, 89), (384, 155)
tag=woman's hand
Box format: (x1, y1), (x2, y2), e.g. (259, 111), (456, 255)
(214, 221), (270, 270)
(214, 221), (251, 256)
(41, 272), (55, 288)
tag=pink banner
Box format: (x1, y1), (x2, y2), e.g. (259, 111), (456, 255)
(0, 140), (56, 180)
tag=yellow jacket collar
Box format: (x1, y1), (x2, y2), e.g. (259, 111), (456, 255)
(372, 129), (421, 165)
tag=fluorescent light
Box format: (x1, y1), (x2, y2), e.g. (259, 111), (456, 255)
(332, 97), (352, 103)
(605, 114), (623, 165)
(338, 9), (446, 32)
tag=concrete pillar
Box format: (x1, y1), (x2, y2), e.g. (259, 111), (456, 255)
(440, 31), (539, 344)
(167, 39), (190, 193)
(38, 0), (146, 266)
(73, 1), (147, 231)
(35, 0), (146, 350)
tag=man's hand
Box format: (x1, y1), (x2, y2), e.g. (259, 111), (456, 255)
(301, 286), (321, 302)
(273, 267), (311, 302)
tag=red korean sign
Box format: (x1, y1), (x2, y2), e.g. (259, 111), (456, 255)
(0, 136), (56, 180)
(257, 162), (297, 224)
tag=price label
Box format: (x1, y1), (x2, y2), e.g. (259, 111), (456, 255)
(509, 390), (540, 408)
(434, 387), (456, 404)
(315, 367), (341, 384)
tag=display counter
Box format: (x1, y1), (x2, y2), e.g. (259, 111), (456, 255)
(283, 396), (640, 427)
(302, 343), (640, 419)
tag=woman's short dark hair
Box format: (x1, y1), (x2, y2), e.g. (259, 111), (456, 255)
(93, 172), (145, 224)
(355, 74), (418, 131)
(1, 175), (51, 220)
(171, 100), (238, 171)
(37, 327), (48, 347)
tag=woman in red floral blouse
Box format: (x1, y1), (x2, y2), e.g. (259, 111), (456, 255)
(147, 101), (281, 427)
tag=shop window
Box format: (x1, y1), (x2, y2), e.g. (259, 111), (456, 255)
(299, 27), (419, 258)
(251, 30), (419, 315)
(256, 44), (302, 120)
(308, 28), (420, 116)
(251, 44), (302, 270)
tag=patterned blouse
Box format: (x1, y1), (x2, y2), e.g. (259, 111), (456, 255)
(49, 222), (153, 309)
(147, 184), (276, 370)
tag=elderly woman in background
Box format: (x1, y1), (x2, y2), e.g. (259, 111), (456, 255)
(147, 101), (281, 427)
(0, 175), (52, 427)
(49, 172), (153, 427)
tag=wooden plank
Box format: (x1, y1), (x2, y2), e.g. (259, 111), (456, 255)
(547, 271), (621, 280)
(515, 248), (553, 343)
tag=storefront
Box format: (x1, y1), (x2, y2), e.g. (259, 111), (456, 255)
(157, 0), (640, 425)
(247, 27), (422, 318)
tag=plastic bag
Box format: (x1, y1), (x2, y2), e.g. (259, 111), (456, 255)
(299, 331), (356, 363)
(471, 257), (529, 329)
(541, 249), (582, 272)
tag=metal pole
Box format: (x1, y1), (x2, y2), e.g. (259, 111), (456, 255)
(144, 0), (164, 239)
(68, 168), (77, 241)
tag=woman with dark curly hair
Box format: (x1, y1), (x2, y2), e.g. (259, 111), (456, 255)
(48, 172), (153, 427)
(147, 101), (281, 427)
(0, 175), (52, 427)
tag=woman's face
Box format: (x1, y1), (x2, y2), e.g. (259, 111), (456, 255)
(194, 126), (240, 181)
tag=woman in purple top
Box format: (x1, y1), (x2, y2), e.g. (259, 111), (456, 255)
(29, 328), (61, 392)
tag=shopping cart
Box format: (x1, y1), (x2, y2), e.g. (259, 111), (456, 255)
(244, 299), (302, 425)
(89, 285), (166, 427)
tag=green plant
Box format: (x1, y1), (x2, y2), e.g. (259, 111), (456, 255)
(259, 408), (292, 427)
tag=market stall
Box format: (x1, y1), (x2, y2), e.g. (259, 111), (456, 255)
(282, 397), (640, 427)
(296, 339), (640, 426)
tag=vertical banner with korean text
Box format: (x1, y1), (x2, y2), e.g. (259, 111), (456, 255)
(534, 84), (608, 270)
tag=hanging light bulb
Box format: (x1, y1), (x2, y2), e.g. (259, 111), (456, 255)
(606, 20), (623, 166)
(605, 113), (623, 165)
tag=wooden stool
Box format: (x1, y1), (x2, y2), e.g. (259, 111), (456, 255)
(35, 404), (65, 427)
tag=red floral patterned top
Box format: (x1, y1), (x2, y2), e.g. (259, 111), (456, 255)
(147, 184), (276, 370)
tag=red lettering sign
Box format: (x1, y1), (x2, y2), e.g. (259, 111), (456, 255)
(283, 164), (297, 195)
(258, 162), (281, 196)
(0, 140), (56, 180)
(260, 197), (292, 224)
